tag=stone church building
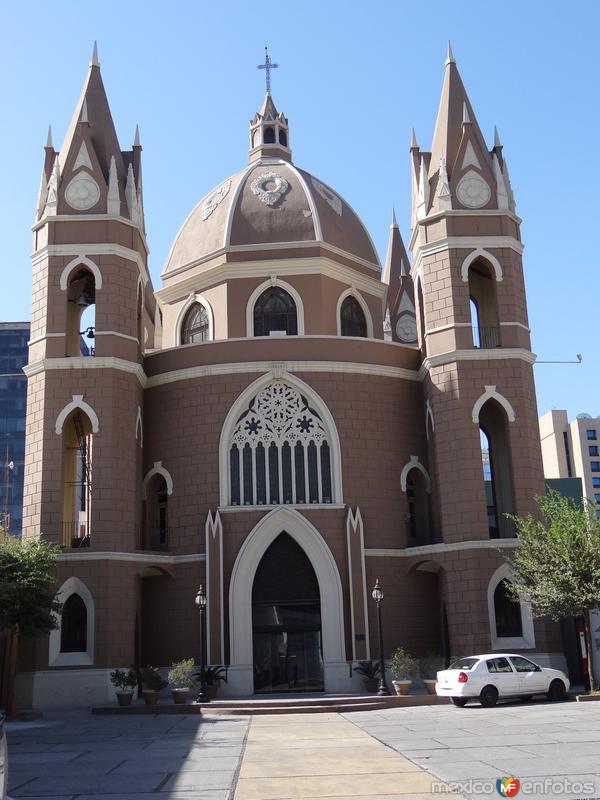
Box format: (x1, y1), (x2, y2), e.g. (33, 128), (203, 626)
(17, 44), (564, 707)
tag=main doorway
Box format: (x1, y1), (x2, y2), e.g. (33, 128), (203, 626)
(252, 533), (324, 693)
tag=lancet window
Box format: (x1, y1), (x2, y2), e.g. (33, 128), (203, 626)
(228, 381), (333, 506)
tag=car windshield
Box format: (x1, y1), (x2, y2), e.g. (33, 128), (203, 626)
(448, 657), (479, 671)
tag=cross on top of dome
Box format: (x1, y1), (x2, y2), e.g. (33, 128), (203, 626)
(257, 46), (278, 94)
(250, 47), (291, 162)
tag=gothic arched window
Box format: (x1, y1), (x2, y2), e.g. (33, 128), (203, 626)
(228, 381), (333, 506)
(181, 302), (209, 344)
(493, 579), (523, 638)
(60, 593), (87, 653)
(264, 126), (276, 144)
(253, 288), (298, 337)
(340, 296), (367, 337)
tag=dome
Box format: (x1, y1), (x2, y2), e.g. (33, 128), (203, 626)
(164, 160), (380, 275)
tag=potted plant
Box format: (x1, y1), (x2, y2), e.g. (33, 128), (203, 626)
(354, 660), (381, 692)
(168, 658), (197, 704)
(110, 668), (137, 706)
(196, 665), (228, 699)
(389, 647), (418, 695)
(140, 665), (167, 705)
(419, 654), (444, 694)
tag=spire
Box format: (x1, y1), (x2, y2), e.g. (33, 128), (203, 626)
(46, 125), (53, 149)
(107, 155), (120, 215)
(134, 124), (141, 148)
(90, 40), (100, 68)
(383, 210), (410, 306)
(494, 125), (502, 149)
(416, 155), (430, 220)
(410, 128), (419, 150)
(446, 40), (455, 65)
(429, 43), (490, 178)
(249, 89), (291, 162)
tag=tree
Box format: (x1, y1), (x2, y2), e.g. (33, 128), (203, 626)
(507, 491), (600, 691)
(0, 538), (62, 714)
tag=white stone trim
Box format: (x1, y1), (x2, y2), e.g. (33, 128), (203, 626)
(142, 461), (173, 500)
(365, 539), (519, 557)
(346, 507), (370, 661)
(94, 331), (139, 342)
(58, 551), (204, 564)
(174, 291), (215, 345)
(500, 321), (531, 331)
(420, 348), (536, 378)
(460, 248), (503, 282)
(472, 385), (516, 424)
(335, 288), (374, 338)
(245, 277), (305, 337)
(28, 332), (66, 347)
(32, 243), (149, 286)
(228, 506), (346, 668)
(400, 455), (432, 493)
(135, 406), (143, 447)
(49, 577), (95, 667)
(55, 394), (99, 434)
(410, 235), (523, 281)
(218, 369), (343, 507)
(205, 510), (225, 664)
(219, 503), (345, 513)
(425, 399), (435, 440)
(287, 163), (322, 240)
(488, 563), (535, 650)
(24, 356), (146, 386)
(59, 255), (103, 291)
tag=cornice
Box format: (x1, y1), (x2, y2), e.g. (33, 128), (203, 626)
(410, 235), (524, 279)
(58, 550), (205, 564)
(365, 539), (519, 557)
(31, 242), (150, 287)
(419, 347), (536, 379)
(24, 356), (146, 386)
(32, 213), (149, 255)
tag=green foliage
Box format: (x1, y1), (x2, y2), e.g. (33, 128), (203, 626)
(167, 658), (197, 689)
(0, 538), (61, 636)
(354, 660), (381, 679)
(388, 647), (419, 680)
(195, 665), (227, 685)
(110, 668), (137, 691)
(418, 654), (445, 679)
(140, 665), (167, 691)
(507, 491), (600, 620)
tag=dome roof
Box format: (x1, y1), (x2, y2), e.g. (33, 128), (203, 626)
(164, 160), (380, 275)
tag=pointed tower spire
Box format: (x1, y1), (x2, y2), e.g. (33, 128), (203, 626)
(134, 124), (141, 148)
(494, 125), (502, 149)
(384, 211), (410, 306)
(90, 40), (100, 68)
(410, 128), (419, 150)
(46, 125), (53, 149)
(107, 155), (120, 215)
(416, 155), (430, 220)
(446, 40), (455, 65)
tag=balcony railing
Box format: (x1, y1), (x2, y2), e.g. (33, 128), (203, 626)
(472, 326), (501, 349)
(63, 521), (91, 549)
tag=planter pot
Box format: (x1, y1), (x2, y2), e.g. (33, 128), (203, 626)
(171, 688), (190, 705)
(423, 679), (437, 695)
(363, 678), (379, 693)
(206, 684), (219, 700)
(142, 690), (159, 706)
(116, 691), (133, 707)
(393, 680), (412, 696)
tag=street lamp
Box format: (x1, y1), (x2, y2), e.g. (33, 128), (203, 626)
(194, 585), (209, 703)
(372, 579), (390, 696)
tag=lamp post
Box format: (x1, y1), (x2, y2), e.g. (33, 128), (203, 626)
(372, 579), (390, 696)
(194, 585), (209, 703)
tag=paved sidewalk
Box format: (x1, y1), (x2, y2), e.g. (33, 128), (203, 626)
(234, 712), (463, 799)
(345, 699), (600, 800)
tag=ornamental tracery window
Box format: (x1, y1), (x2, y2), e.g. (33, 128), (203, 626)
(340, 295), (367, 337)
(253, 288), (298, 337)
(228, 381), (333, 506)
(181, 302), (209, 344)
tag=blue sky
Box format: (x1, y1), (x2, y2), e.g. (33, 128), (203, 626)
(1, 0), (597, 417)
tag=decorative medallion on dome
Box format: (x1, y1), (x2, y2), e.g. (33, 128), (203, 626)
(64, 171), (101, 211)
(456, 170), (491, 208)
(311, 178), (342, 216)
(201, 180), (231, 220)
(250, 171), (290, 206)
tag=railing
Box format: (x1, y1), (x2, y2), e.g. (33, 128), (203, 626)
(63, 521), (91, 549)
(472, 326), (501, 349)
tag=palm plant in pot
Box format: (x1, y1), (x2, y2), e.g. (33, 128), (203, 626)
(389, 647), (418, 695)
(110, 668), (137, 706)
(168, 658), (197, 704)
(195, 665), (227, 699)
(419, 654), (444, 694)
(354, 660), (381, 692)
(140, 665), (167, 705)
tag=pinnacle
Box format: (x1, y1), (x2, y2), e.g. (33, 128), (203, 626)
(46, 125), (53, 149)
(391, 208), (398, 228)
(90, 40), (100, 68)
(494, 125), (502, 148)
(134, 124), (141, 147)
(410, 128), (419, 150)
(446, 40), (456, 66)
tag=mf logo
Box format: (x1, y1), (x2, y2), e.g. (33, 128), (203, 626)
(496, 777), (520, 797)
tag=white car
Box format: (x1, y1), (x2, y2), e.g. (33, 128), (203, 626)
(435, 653), (570, 707)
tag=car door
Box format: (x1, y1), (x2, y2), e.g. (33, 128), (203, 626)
(486, 657), (520, 697)
(509, 656), (547, 694)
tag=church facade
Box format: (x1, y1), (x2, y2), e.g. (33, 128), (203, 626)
(18, 45), (564, 708)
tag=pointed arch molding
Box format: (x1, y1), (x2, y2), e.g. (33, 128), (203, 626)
(218, 369), (343, 507)
(245, 277), (305, 337)
(335, 287), (374, 338)
(229, 507), (346, 666)
(487, 563), (535, 650)
(400, 455), (432, 493)
(425, 399), (435, 440)
(460, 248), (503, 283)
(142, 461), (174, 500)
(59, 255), (103, 290)
(174, 291), (215, 345)
(346, 507), (371, 661)
(135, 406), (143, 448)
(55, 395), (100, 435)
(472, 385), (516, 424)
(49, 576), (95, 667)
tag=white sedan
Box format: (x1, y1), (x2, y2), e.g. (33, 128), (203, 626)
(435, 653), (570, 707)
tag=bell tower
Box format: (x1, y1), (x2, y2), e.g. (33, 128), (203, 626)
(410, 44), (544, 547)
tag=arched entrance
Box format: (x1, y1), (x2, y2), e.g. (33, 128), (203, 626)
(252, 533), (324, 692)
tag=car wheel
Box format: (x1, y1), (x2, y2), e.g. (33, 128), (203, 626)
(479, 685), (499, 707)
(451, 697), (468, 707)
(547, 679), (566, 702)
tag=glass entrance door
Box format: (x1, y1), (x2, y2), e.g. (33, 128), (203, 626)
(253, 628), (324, 692)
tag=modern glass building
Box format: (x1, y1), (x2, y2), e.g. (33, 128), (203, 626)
(0, 322), (29, 537)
